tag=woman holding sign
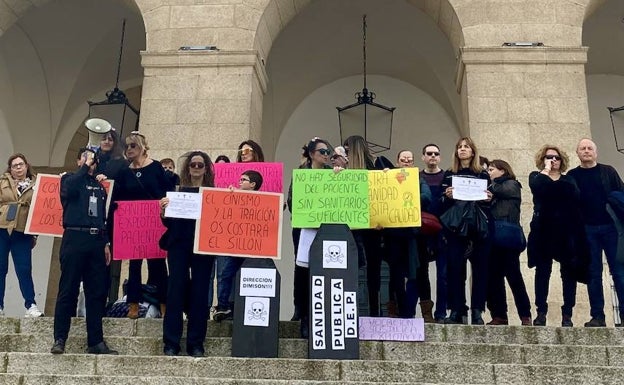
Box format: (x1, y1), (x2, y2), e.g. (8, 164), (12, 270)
(115, 132), (173, 319)
(440, 137), (492, 325)
(287, 137), (332, 337)
(160, 151), (215, 357)
(0, 154), (43, 317)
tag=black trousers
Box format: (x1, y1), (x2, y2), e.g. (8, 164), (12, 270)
(127, 258), (168, 304)
(163, 245), (214, 353)
(54, 230), (107, 347)
(486, 246), (531, 319)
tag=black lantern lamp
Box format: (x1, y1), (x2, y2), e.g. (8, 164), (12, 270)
(87, 19), (139, 140)
(608, 105), (624, 154)
(337, 15), (395, 154)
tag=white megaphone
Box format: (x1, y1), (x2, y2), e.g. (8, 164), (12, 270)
(85, 118), (112, 151)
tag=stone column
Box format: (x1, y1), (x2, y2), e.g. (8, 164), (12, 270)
(139, 50), (268, 163)
(457, 46), (600, 326)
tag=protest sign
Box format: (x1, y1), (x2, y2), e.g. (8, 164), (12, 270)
(451, 176), (488, 201)
(291, 169), (369, 229)
(195, 188), (283, 259)
(358, 316), (424, 341)
(214, 162), (283, 193)
(369, 168), (421, 228)
(113, 200), (166, 260)
(25, 174), (113, 237)
(164, 191), (201, 219)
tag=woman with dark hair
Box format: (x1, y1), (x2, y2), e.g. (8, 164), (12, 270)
(528, 145), (587, 327)
(236, 140), (265, 163)
(0, 154), (42, 317)
(287, 137), (332, 336)
(441, 137), (492, 325)
(342, 135), (392, 317)
(159, 151), (215, 357)
(115, 132), (172, 319)
(215, 155), (231, 164)
(95, 129), (127, 181)
(485, 159), (532, 326)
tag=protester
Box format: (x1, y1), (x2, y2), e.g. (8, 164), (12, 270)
(528, 145), (588, 327)
(485, 159), (531, 326)
(330, 146), (348, 169)
(160, 158), (180, 187)
(567, 138), (624, 327)
(419, 144), (447, 323)
(287, 137), (332, 336)
(440, 137), (491, 325)
(0, 154), (42, 317)
(212, 170), (264, 324)
(215, 155), (231, 163)
(160, 151), (216, 357)
(236, 140), (265, 163)
(51, 148), (116, 354)
(115, 132), (172, 319)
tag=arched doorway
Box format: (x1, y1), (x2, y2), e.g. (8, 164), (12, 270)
(258, 0), (463, 319)
(0, 0), (145, 316)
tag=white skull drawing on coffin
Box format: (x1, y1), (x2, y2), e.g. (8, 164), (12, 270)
(325, 244), (344, 264)
(248, 301), (267, 321)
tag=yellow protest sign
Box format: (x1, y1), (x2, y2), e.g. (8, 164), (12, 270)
(369, 168), (421, 228)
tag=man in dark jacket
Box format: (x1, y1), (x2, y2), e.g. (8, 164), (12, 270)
(568, 138), (624, 327)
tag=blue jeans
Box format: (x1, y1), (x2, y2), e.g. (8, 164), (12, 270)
(0, 229), (36, 309)
(208, 256), (227, 308)
(216, 257), (245, 309)
(586, 224), (624, 320)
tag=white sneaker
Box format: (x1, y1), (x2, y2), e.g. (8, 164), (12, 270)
(25, 304), (43, 318)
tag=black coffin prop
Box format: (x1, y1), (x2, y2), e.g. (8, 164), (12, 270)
(232, 258), (280, 358)
(308, 224), (359, 359)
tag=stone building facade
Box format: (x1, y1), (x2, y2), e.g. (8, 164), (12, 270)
(0, 0), (622, 324)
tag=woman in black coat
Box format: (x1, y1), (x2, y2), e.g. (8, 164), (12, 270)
(528, 145), (588, 327)
(485, 159), (531, 326)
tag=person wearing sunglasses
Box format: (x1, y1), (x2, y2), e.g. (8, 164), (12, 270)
(115, 132), (173, 319)
(159, 151), (215, 357)
(0, 154), (43, 318)
(236, 140), (265, 163)
(286, 137), (333, 337)
(528, 145), (588, 327)
(330, 146), (348, 169)
(419, 144), (447, 322)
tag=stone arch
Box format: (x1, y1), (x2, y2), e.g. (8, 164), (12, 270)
(252, 0), (464, 62)
(584, 0), (608, 21)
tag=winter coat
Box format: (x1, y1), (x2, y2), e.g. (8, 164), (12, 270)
(0, 172), (36, 233)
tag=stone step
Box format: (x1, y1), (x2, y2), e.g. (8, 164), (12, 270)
(2, 334), (624, 367)
(8, 317), (624, 346)
(3, 353), (624, 384)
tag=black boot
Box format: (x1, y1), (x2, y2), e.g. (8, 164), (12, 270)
(471, 309), (484, 325)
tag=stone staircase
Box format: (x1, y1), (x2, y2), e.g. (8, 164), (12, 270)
(0, 317), (623, 384)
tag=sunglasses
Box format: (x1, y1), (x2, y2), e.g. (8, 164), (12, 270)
(239, 177), (250, 183)
(425, 152), (440, 156)
(129, 131), (145, 139)
(239, 148), (253, 156)
(189, 162), (205, 169)
(126, 143), (138, 149)
(544, 155), (561, 161)
(399, 158), (414, 163)
(316, 149), (331, 156)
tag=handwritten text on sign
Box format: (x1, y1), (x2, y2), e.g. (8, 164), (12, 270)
(25, 174), (113, 237)
(291, 170), (370, 229)
(113, 200), (166, 260)
(214, 162), (283, 193)
(358, 317), (424, 341)
(194, 188), (283, 259)
(369, 168), (421, 228)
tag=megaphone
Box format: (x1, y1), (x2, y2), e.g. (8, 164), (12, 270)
(85, 118), (112, 151)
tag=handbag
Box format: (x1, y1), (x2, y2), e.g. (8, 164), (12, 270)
(420, 212), (442, 235)
(493, 220), (526, 252)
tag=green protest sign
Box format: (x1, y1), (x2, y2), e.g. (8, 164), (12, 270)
(291, 169), (369, 228)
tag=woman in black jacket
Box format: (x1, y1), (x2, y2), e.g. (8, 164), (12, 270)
(159, 151), (215, 357)
(485, 159), (531, 325)
(528, 145), (587, 327)
(440, 137), (491, 325)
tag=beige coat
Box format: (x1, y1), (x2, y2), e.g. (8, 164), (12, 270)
(0, 172), (35, 234)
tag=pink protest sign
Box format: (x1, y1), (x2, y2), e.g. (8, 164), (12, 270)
(214, 162), (283, 193)
(358, 317), (424, 341)
(112, 200), (166, 260)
